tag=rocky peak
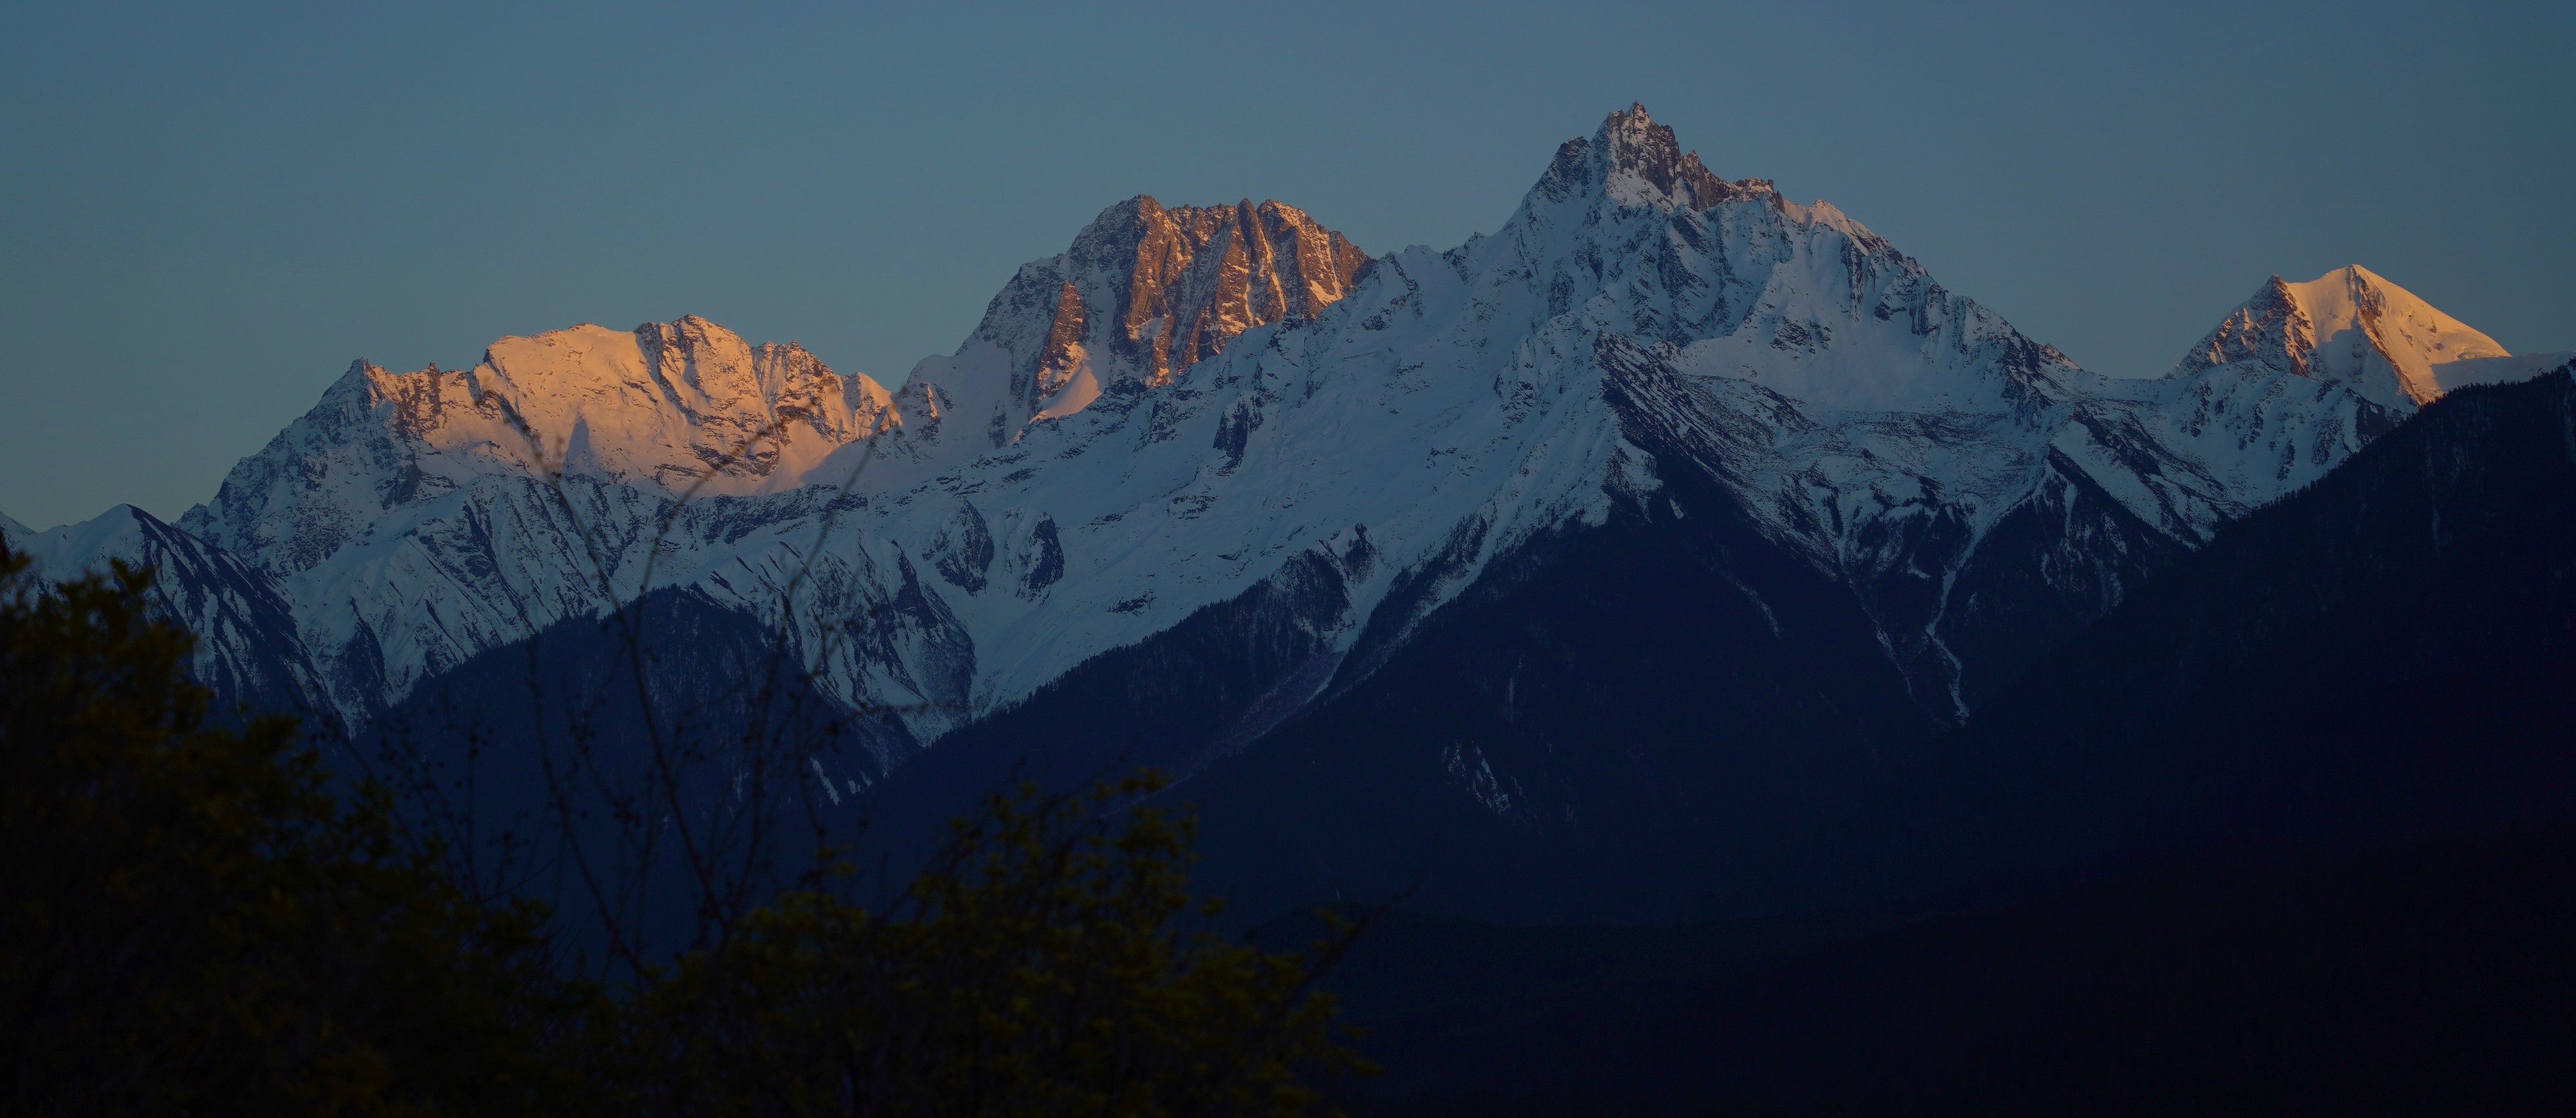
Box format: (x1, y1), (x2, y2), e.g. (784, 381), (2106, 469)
(1536, 103), (1775, 211)
(1020, 194), (1369, 400)
(2179, 275), (2317, 380)
(2290, 265), (2509, 405)
(902, 194), (1369, 448)
(2179, 266), (2514, 409)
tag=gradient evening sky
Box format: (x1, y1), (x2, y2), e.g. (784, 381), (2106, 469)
(3, 0), (2568, 530)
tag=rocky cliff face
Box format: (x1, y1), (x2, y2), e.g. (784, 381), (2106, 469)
(1067, 196), (1370, 391)
(2182, 276), (2324, 381)
(1035, 197), (1380, 397)
(891, 196), (1368, 466)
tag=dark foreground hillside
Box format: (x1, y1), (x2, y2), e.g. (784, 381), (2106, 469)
(1325, 367), (2576, 1110)
(1334, 829), (2576, 1114)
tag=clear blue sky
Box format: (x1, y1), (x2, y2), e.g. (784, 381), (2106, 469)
(3, 0), (2567, 530)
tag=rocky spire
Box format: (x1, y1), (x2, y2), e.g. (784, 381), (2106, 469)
(900, 194), (1371, 452)
(1013, 195), (1371, 402)
(1534, 103), (1775, 211)
(2179, 275), (2317, 379)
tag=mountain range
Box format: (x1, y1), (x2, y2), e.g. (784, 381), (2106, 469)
(6, 104), (2567, 925)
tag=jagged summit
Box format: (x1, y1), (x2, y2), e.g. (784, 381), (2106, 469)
(2180, 265), (2517, 409)
(1537, 103), (1776, 211)
(1061, 196), (1366, 376)
(892, 194), (1368, 460)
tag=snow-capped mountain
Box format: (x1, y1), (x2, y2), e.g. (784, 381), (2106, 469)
(9, 106), (2564, 837)
(2, 504), (326, 719)
(183, 314), (895, 575)
(2146, 265), (2571, 499)
(153, 193), (1374, 735)
(846, 108), (2574, 912)
(168, 317), (921, 723)
(2192, 265), (2531, 408)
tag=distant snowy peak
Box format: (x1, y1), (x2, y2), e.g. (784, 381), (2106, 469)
(2182, 266), (2513, 409)
(894, 195), (1367, 460)
(183, 316), (896, 574)
(2150, 264), (2564, 507)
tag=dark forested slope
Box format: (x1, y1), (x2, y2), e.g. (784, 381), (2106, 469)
(1324, 364), (2576, 1111)
(1747, 363), (2576, 915)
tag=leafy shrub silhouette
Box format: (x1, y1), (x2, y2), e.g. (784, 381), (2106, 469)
(0, 549), (580, 1115)
(0, 542), (1367, 1115)
(614, 773), (1371, 1117)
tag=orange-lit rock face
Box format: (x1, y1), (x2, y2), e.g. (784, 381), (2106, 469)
(2179, 266), (2513, 410)
(1122, 197), (1371, 385)
(903, 195), (1371, 452)
(1031, 196), (1369, 406)
(335, 316), (895, 505)
(1035, 281), (1090, 406)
